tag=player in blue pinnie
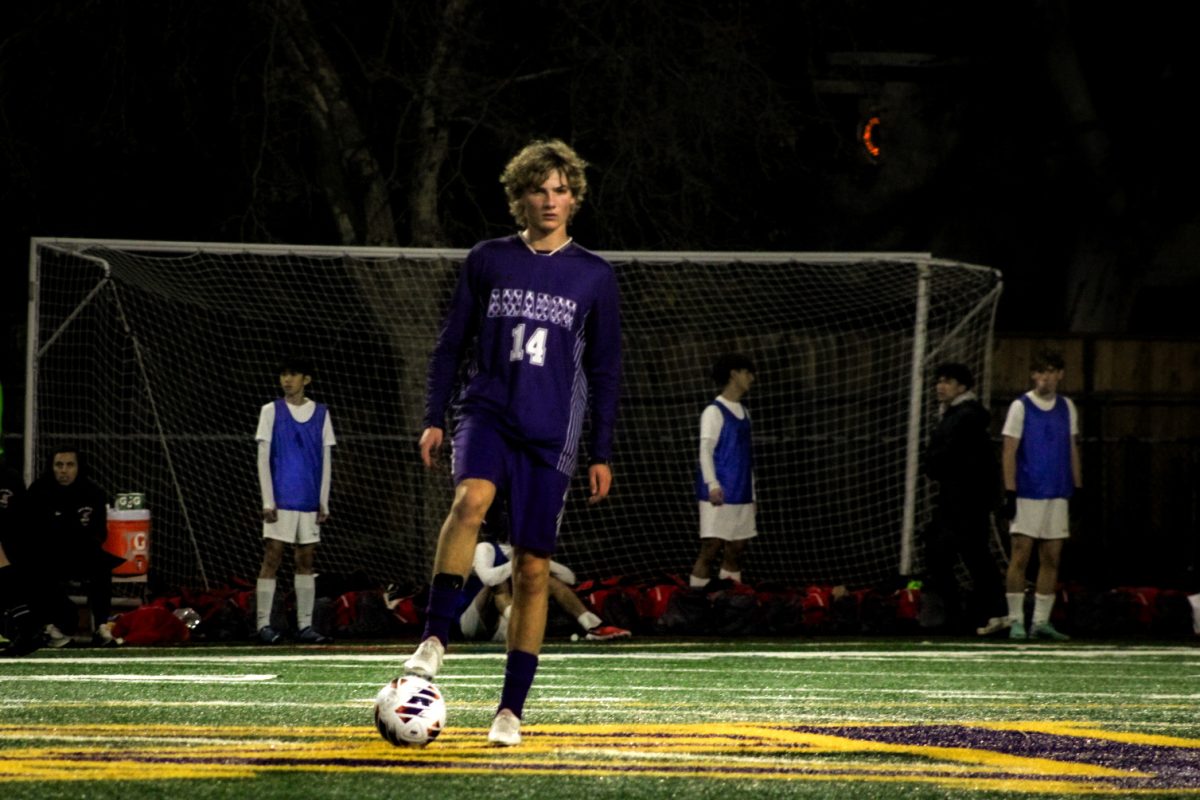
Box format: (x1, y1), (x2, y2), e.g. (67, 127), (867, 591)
(403, 139), (621, 746)
(255, 358), (336, 644)
(1000, 349), (1080, 641)
(689, 354), (757, 589)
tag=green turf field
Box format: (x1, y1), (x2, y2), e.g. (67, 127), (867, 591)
(1, 638), (1198, 798)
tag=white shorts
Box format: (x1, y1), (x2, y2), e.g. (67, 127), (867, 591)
(263, 509), (321, 545)
(1011, 498), (1069, 540)
(698, 502), (758, 541)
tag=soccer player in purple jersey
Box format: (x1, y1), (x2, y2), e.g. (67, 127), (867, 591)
(402, 139), (621, 746)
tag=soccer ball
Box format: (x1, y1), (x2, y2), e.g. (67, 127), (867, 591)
(374, 675), (446, 746)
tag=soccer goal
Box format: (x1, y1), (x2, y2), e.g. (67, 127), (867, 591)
(26, 239), (1001, 592)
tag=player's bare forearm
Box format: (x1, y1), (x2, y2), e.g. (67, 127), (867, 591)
(1001, 436), (1019, 492)
(418, 427), (444, 468)
(588, 463), (612, 504)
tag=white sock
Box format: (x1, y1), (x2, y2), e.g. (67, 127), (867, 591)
(689, 575), (710, 589)
(1032, 592), (1055, 627)
(459, 601), (483, 639)
(1005, 592), (1024, 624)
(718, 569), (742, 583)
(295, 574), (316, 629)
(1187, 593), (1200, 635)
(577, 611), (603, 632)
(492, 606), (511, 643)
(256, 578), (276, 629)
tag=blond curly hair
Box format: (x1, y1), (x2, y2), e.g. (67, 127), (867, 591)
(500, 139), (589, 228)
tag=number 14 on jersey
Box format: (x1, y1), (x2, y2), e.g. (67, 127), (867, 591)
(510, 323), (548, 366)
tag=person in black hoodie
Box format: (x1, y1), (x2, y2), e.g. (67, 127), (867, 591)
(921, 363), (1007, 635)
(25, 446), (121, 645)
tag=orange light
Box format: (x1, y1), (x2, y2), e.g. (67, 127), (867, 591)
(861, 116), (881, 159)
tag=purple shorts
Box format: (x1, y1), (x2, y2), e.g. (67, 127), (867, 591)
(451, 418), (571, 554)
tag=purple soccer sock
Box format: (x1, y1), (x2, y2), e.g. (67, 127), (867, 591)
(422, 583), (463, 648)
(497, 649), (539, 719)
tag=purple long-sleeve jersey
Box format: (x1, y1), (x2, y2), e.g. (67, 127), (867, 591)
(424, 235), (621, 475)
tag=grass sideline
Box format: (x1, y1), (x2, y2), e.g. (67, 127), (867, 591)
(1, 638), (1199, 798)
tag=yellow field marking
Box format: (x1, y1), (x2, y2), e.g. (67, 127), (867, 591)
(0, 721), (1197, 794)
(976, 720), (1200, 749)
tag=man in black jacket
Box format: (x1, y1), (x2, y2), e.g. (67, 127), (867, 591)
(25, 446), (122, 644)
(922, 364), (1007, 634)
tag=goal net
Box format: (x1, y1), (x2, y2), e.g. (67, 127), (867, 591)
(26, 240), (1001, 592)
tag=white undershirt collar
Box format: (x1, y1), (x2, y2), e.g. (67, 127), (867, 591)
(519, 231), (573, 256)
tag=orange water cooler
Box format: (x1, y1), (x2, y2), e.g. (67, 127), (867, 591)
(105, 505), (151, 577)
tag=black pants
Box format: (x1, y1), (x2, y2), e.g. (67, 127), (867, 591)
(924, 504), (1006, 627)
(33, 560), (112, 634)
(0, 563), (44, 655)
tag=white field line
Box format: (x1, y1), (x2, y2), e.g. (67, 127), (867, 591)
(7, 669), (1185, 687)
(353, 683), (1200, 701)
(0, 699), (364, 708)
(0, 674), (277, 683)
(4, 676), (1198, 702)
(4, 645), (1198, 666)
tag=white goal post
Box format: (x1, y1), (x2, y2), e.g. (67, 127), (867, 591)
(26, 238), (1002, 592)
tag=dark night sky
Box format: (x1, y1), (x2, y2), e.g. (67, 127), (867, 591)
(3, 1), (1199, 434)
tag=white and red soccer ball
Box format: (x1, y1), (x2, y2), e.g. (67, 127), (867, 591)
(374, 675), (446, 746)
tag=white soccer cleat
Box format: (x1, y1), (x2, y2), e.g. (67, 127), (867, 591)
(975, 616), (1011, 636)
(403, 637), (445, 679)
(43, 624), (71, 649)
(487, 709), (522, 746)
